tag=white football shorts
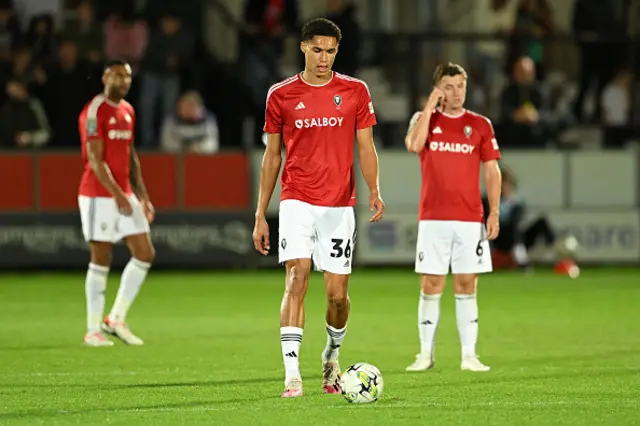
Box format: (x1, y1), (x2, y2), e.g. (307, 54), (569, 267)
(278, 199), (356, 275)
(415, 220), (492, 275)
(78, 194), (150, 243)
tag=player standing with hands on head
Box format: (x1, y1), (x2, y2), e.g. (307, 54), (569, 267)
(252, 18), (384, 398)
(78, 59), (156, 347)
(404, 63), (502, 372)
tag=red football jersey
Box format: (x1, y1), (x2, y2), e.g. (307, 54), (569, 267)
(78, 95), (135, 197)
(264, 72), (377, 207)
(409, 109), (501, 222)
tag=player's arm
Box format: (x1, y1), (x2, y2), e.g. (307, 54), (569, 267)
(481, 119), (502, 240)
(356, 126), (384, 222)
(252, 132), (281, 255)
(356, 126), (380, 197)
(255, 133), (282, 219)
(405, 87), (444, 153)
(129, 146), (149, 202)
(405, 110), (432, 153)
(354, 82), (384, 222)
(483, 160), (502, 216)
(87, 139), (127, 199)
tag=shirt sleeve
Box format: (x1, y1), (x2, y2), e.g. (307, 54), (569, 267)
(480, 117), (501, 162)
(356, 82), (377, 130)
(263, 88), (283, 134)
(129, 104), (137, 129)
(407, 111), (423, 135)
(86, 104), (106, 142)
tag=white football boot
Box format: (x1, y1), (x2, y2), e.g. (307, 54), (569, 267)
(281, 378), (303, 398)
(101, 317), (144, 345)
(84, 332), (114, 347)
(405, 352), (435, 371)
(461, 356), (491, 372)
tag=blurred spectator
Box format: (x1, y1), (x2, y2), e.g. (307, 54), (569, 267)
(104, 4), (148, 73)
(13, 0), (63, 29)
(160, 91), (219, 154)
(473, 0), (518, 115)
(139, 12), (193, 147)
(0, 2), (21, 61)
(62, 0), (103, 64)
(324, 0), (360, 76)
(499, 56), (548, 148)
(239, 0), (298, 107)
(572, 0), (625, 123)
(5, 45), (46, 98)
(0, 78), (50, 148)
(41, 37), (100, 148)
(509, 0), (554, 81)
(482, 166), (557, 270)
(601, 68), (633, 148)
(24, 14), (57, 67)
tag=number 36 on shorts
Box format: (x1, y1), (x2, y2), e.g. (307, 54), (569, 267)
(278, 200), (356, 275)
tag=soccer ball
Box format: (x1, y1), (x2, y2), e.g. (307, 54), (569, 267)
(339, 363), (384, 404)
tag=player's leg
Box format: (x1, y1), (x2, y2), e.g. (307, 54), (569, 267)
(320, 271), (349, 394)
(280, 258), (312, 397)
(278, 200), (316, 397)
(314, 206), (355, 393)
(103, 195), (154, 345)
(406, 220), (452, 371)
(78, 196), (116, 347)
(451, 221), (492, 372)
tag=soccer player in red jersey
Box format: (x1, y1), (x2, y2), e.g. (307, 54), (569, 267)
(404, 63), (502, 372)
(252, 18), (384, 398)
(77, 59), (155, 347)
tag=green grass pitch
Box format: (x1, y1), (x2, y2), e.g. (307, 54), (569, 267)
(0, 268), (639, 425)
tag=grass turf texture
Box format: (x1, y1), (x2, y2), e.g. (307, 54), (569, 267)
(0, 269), (639, 425)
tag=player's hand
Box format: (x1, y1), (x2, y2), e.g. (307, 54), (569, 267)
(115, 193), (133, 216)
(253, 215), (270, 255)
(425, 87), (445, 111)
(486, 212), (500, 240)
(369, 193), (385, 222)
(142, 199), (155, 224)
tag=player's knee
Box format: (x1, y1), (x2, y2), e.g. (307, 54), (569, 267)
(453, 274), (477, 294)
(134, 246), (155, 264)
(327, 293), (349, 311)
(285, 260), (310, 296)
(421, 274), (445, 294)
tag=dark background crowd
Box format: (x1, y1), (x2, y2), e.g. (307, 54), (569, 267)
(0, 0), (637, 152)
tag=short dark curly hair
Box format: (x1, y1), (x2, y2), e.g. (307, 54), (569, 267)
(433, 62), (467, 85)
(301, 18), (342, 43)
(104, 59), (130, 71)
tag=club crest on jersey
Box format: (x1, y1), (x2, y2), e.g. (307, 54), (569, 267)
(464, 125), (472, 138)
(333, 95), (342, 107)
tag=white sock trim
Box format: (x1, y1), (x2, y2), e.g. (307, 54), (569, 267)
(89, 263), (109, 273)
(130, 258), (151, 269)
(281, 326), (303, 336)
(326, 324), (346, 334)
(420, 292), (442, 300)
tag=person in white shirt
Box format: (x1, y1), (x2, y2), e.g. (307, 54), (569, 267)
(473, 0), (519, 114)
(160, 91), (220, 154)
(601, 69), (633, 148)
